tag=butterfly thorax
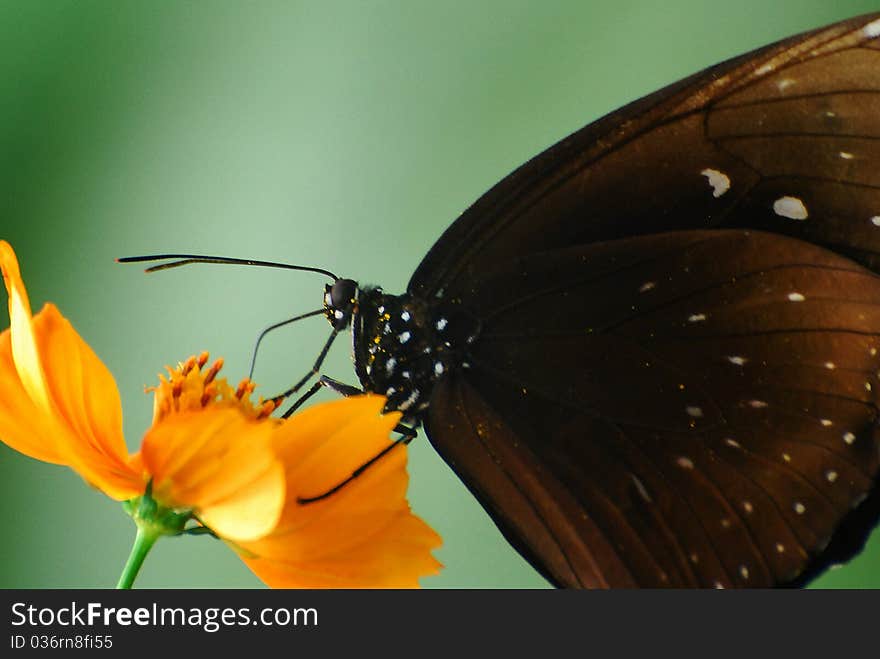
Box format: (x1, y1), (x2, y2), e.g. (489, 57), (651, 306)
(352, 287), (478, 416)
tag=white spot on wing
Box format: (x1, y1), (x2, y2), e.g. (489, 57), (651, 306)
(435, 317), (448, 331)
(825, 470), (838, 483)
(787, 292), (805, 302)
(400, 310), (411, 322)
(701, 168), (731, 198)
(686, 406), (704, 418)
(397, 331), (411, 344)
(676, 457), (694, 470)
(864, 17), (880, 38)
(839, 151), (855, 160)
(773, 196), (808, 220)
(871, 216), (880, 227)
(725, 438), (741, 449)
(631, 475), (652, 503)
(794, 502), (806, 515)
(824, 362), (836, 370)
(777, 78), (795, 91)
(748, 400), (768, 409)
(843, 431), (856, 445)
(820, 419), (833, 427)
(688, 313), (707, 323)
(728, 356), (747, 366)
(639, 281), (656, 293)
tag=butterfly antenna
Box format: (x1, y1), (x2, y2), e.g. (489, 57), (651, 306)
(116, 253), (339, 281)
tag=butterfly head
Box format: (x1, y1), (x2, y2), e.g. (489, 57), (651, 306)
(324, 278), (360, 330)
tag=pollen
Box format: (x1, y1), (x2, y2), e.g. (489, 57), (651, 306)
(150, 352), (275, 425)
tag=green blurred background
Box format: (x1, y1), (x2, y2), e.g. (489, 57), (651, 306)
(1, 0), (878, 589)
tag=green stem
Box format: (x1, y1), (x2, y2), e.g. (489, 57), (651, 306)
(116, 524), (160, 589)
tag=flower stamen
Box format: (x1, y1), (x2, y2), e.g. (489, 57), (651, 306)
(257, 400), (277, 420)
(235, 378), (255, 400)
(151, 353), (270, 423)
(203, 358), (223, 386)
(171, 376), (184, 402)
(200, 383), (217, 407)
(180, 354), (198, 376)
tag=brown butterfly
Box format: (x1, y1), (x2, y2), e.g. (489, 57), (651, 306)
(405, 12), (880, 588)
(135, 14), (880, 587)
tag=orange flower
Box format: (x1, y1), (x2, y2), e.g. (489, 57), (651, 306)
(0, 240), (441, 587)
(132, 354), (286, 542)
(239, 395), (443, 588)
(0, 240), (283, 543)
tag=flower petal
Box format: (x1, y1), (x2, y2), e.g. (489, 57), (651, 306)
(31, 304), (140, 499)
(238, 395), (442, 588)
(0, 241), (51, 413)
(139, 407), (285, 542)
(241, 512), (443, 588)
(0, 327), (67, 464)
(32, 304), (127, 466)
(0, 242), (140, 500)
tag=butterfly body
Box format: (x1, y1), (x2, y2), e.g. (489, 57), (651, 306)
(329, 284), (479, 417)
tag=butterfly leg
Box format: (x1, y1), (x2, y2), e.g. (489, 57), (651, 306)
(270, 327), (340, 408)
(278, 374), (421, 503)
(280, 375), (363, 418)
(247, 308), (326, 379)
(297, 424), (419, 504)
(283, 375), (419, 437)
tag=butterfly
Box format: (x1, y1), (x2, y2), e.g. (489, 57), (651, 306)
(128, 13), (880, 588)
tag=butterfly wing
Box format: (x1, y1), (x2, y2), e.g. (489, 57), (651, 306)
(412, 13), (880, 588)
(410, 13), (880, 298)
(425, 230), (880, 587)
